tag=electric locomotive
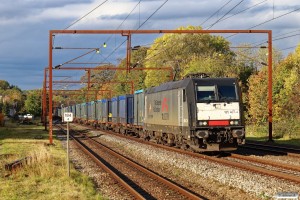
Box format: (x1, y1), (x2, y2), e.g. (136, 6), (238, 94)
(143, 73), (245, 151)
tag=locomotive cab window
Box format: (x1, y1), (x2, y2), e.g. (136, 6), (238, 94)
(217, 85), (238, 101)
(196, 84), (238, 102)
(196, 86), (216, 101)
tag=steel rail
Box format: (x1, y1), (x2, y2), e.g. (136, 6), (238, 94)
(229, 153), (300, 172)
(71, 136), (146, 200)
(245, 142), (300, 153)
(93, 128), (300, 185)
(240, 144), (300, 158)
(56, 124), (145, 200)
(87, 137), (203, 200)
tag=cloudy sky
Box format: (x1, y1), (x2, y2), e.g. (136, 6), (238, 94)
(1, 0), (300, 90)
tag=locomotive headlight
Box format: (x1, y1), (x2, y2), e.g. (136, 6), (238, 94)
(230, 120), (239, 125)
(199, 121), (208, 126)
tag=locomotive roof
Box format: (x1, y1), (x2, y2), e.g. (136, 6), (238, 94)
(145, 77), (237, 94)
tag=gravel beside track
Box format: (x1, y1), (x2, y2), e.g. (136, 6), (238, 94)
(96, 133), (300, 199)
(69, 142), (134, 200)
(59, 129), (300, 199)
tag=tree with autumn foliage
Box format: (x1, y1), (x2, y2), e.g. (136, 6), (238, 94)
(247, 44), (300, 138)
(24, 90), (42, 116)
(144, 25), (236, 87)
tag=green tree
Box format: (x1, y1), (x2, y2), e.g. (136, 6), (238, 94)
(0, 80), (9, 90)
(2, 102), (9, 116)
(247, 66), (268, 124)
(247, 44), (300, 137)
(271, 45), (300, 137)
(112, 46), (148, 96)
(24, 90), (42, 116)
(79, 64), (116, 100)
(144, 25), (235, 87)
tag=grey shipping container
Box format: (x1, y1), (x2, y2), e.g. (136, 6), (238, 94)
(87, 101), (94, 121)
(96, 100), (103, 122)
(75, 104), (81, 119)
(101, 99), (111, 122)
(118, 94), (134, 124)
(71, 105), (76, 117)
(111, 97), (119, 123)
(80, 103), (87, 120)
(91, 101), (96, 121)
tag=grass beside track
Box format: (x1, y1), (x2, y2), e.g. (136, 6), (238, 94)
(246, 124), (300, 147)
(0, 121), (104, 200)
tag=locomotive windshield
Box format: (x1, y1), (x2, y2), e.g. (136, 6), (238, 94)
(196, 84), (237, 102)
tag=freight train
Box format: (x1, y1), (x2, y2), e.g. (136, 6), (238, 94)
(57, 74), (245, 152)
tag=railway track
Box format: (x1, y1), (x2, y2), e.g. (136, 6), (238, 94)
(228, 153), (300, 173)
(57, 124), (204, 200)
(74, 124), (300, 185)
(240, 142), (300, 158)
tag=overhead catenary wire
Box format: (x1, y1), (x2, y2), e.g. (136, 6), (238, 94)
(138, 0), (168, 29)
(222, 6), (300, 56)
(207, 0), (245, 29)
(99, 0), (168, 65)
(133, 0), (265, 67)
(210, 0), (267, 27)
(231, 29), (300, 57)
(64, 0), (109, 30)
(248, 7), (300, 30)
(280, 45), (298, 51)
(53, 0), (109, 46)
(133, 0), (269, 66)
(200, 0), (234, 26)
(226, 6), (300, 39)
(103, 0), (142, 44)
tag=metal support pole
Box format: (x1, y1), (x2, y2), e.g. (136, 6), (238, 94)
(268, 31), (273, 142)
(67, 121), (70, 177)
(49, 32), (53, 144)
(126, 34), (131, 72)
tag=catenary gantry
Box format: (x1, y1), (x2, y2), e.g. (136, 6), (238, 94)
(47, 29), (273, 144)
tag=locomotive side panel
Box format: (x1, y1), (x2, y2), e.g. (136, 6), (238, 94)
(144, 88), (190, 135)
